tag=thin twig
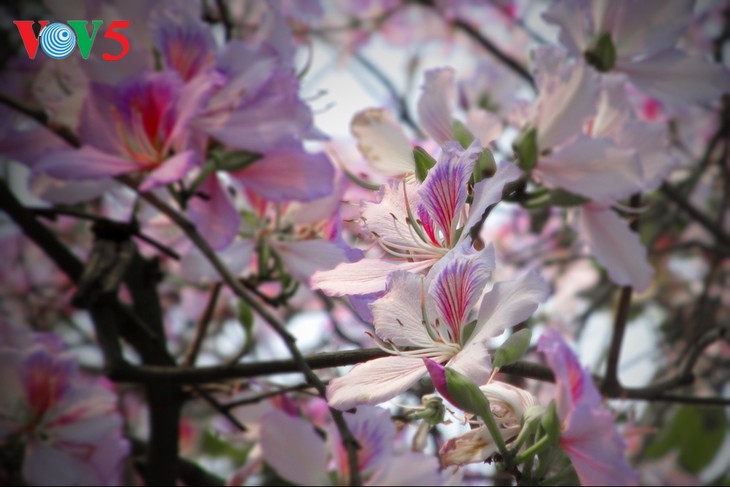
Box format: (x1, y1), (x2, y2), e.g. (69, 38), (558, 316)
(183, 283), (222, 367)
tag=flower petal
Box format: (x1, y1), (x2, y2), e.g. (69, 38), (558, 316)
(428, 241), (495, 342)
(462, 161), (522, 241)
(35, 146), (141, 180)
(372, 271), (432, 348)
(465, 108), (503, 146)
(619, 48), (730, 105)
(418, 141), (480, 246)
(575, 205), (653, 292)
(327, 356), (426, 410)
(312, 258), (431, 296)
(186, 174), (241, 251)
(272, 239), (348, 285)
(536, 135), (643, 202)
(454, 272), (548, 383)
(532, 46), (599, 150)
(139, 150), (198, 192)
(351, 108), (415, 176)
(417, 67), (456, 144)
(260, 409), (330, 486)
(234, 145), (334, 202)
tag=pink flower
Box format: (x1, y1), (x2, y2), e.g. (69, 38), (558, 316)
(35, 71), (201, 192)
(326, 240), (547, 410)
(538, 328), (640, 486)
(313, 142), (521, 296)
(0, 329), (129, 486)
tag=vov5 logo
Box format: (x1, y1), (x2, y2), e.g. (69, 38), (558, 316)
(13, 20), (130, 61)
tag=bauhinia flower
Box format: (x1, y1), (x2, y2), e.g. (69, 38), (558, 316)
(313, 141), (522, 296)
(538, 328), (640, 486)
(326, 240), (547, 410)
(0, 326), (129, 486)
(35, 71), (204, 193)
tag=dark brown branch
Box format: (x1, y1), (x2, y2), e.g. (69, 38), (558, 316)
(124, 187), (365, 486)
(602, 194), (641, 395)
(661, 182), (730, 248)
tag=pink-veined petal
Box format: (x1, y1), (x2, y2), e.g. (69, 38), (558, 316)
(575, 205), (653, 292)
(260, 409), (330, 486)
(419, 141), (479, 246)
(428, 241), (495, 342)
(35, 146), (141, 180)
(538, 329), (640, 486)
(457, 271), (548, 382)
(327, 356), (427, 410)
(417, 67), (456, 144)
(536, 135), (643, 202)
(351, 108), (415, 176)
(619, 49), (730, 105)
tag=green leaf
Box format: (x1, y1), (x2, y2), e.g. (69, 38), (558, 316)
(540, 400), (560, 444)
(513, 128), (538, 171)
(492, 329), (532, 369)
(645, 406), (728, 473)
(452, 120), (475, 149)
(549, 189), (588, 207)
(201, 430), (250, 463)
(238, 301), (254, 331)
(584, 31), (616, 72)
(218, 151), (261, 172)
(474, 148), (497, 182)
(413, 146), (437, 182)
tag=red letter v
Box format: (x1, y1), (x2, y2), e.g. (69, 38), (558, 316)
(13, 21), (50, 60)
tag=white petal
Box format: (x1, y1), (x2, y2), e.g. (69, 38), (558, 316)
(351, 108), (415, 176)
(312, 258), (431, 296)
(537, 135), (643, 202)
(575, 205), (653, 291)
(596, 0), (693, 60)
(463, 161), (522, 237)
(471, 272), (549, 349)
(619, 49), (730, 105)
(260, 409), (330, 486)
(532, 47), (599, 150)
(542, 0), (590, 54)
(417, 67), (456, 144)
(327, 356), (426, 410)
(372, 271), (431, 348)
(465, 109), (503, 146)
